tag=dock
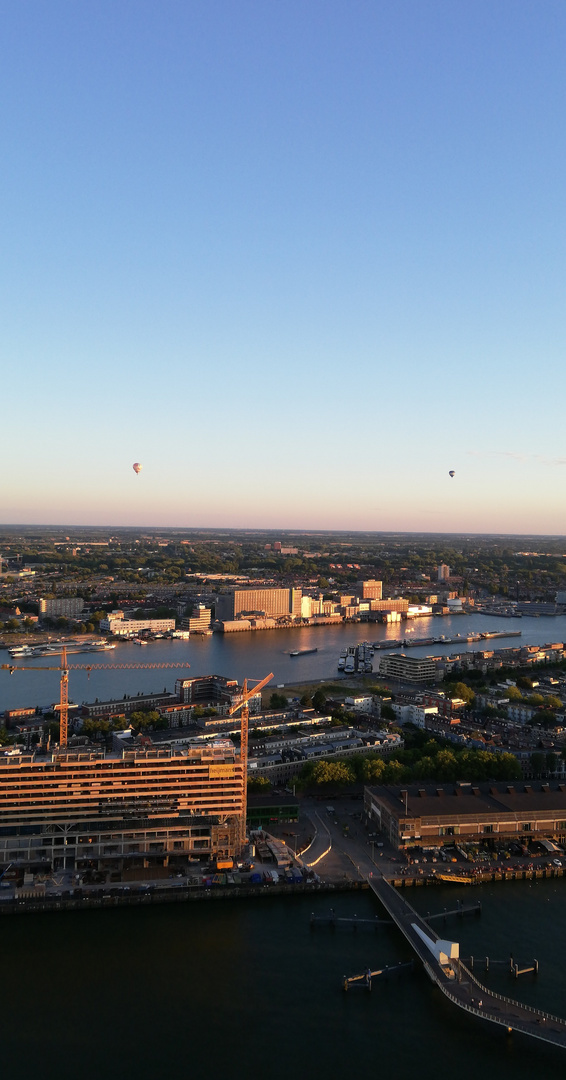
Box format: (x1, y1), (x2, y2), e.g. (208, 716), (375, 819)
(368, 874), (566, 1050)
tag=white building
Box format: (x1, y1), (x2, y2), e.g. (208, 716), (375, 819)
(100, 610), (176, 636)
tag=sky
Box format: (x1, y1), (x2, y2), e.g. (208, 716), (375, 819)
(2, 1), (566, 534)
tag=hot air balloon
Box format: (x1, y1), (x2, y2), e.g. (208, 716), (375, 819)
(133, 462), (142, 475)
(449, 470), (455, 478)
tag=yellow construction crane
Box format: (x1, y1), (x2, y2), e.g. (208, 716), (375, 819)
(227, 672), (274, 853)
(2, 646), (191, 746)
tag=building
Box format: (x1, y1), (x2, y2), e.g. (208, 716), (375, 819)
(356, 579), (383, 600)
(39, 597), (85, 618)
(175, 675), (262, 716)
(182, 605), (212, 632)
(437, 564), (450, 582)
(377, 653), (437, 684)
(365, 780), (566, 850)
(215, 587), (302, 622)
(0, 740), (245, 872)
(246, 794), (299, 829)
(100, 610), (176, 636)
(82, 692), (177, 719)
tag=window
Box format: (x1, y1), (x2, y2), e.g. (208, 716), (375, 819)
(483, 825), (494, 834)
(521, 823), (532, 832)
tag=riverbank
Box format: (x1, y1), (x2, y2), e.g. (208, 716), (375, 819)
(3, 862), (565, 916)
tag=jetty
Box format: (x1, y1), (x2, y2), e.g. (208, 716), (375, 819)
(368, 874), (566, 1050)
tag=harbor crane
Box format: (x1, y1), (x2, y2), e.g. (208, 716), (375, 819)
(227, 672), (274, 852)
(2, 646), (191, 747)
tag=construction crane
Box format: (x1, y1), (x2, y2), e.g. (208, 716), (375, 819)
(227, 672), (274, 853)
(2, 646), (190, 747)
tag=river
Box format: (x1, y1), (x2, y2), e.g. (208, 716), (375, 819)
(2, 879), (566, 1079)
(2, 612), (566, 711)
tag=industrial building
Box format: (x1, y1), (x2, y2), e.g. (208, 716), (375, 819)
(365, 780), (566, 850)
(0, 741), (245, 872)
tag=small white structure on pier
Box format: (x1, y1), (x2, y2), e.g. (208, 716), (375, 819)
(412, 924), (459, 967)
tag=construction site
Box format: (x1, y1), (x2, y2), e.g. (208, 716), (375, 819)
(0, 649), (274, 878)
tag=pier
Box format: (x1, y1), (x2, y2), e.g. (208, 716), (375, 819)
(368, 874), (566, 1050)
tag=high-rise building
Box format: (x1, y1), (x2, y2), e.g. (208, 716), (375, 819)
(437, 564), (450, 582)
(215, 587), (302, 622)
(356, 580), (383, 600)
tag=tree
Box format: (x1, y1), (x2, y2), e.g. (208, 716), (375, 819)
(247, 776), (272, 792)
(361, 756), (386, 783)
(380, 704), (396, 722)
(269, 692), (288, 709)
(447, 682), (475, 706)
(506, 686), (523, 702)
(129, 709), (161, 731)
(312, 689), (327, 711)
(300, 693), (312, 708)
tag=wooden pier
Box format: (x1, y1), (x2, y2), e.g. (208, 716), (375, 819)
(343, 961), (414, 991)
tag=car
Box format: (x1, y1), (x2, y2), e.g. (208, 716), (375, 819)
(553, 859), (562, 867)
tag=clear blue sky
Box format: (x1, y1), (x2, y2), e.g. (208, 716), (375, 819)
(2, 1), (566, 533)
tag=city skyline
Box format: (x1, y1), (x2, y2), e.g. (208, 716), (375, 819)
(2, 2), (566, 533)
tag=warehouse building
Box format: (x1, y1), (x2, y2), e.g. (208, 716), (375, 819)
(365, 780), (566, 850)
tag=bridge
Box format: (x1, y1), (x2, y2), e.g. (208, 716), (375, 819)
(368, 874), (566, 1050)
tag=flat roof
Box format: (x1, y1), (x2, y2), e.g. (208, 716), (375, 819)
(366, 780), (566, 818)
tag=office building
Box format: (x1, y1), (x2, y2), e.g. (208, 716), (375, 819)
(437, 564), (450, 582)
(100, 610), (176, 636)
(215, 587), (302, 622)
(183, 605), (212, 632)
(175, 675), (262, 716)
(0, 741), (245, 872)
(356, 579), (383, 600)
(378, 653), (437, 684)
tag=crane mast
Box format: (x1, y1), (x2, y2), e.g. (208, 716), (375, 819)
(227, 672), (274, 854)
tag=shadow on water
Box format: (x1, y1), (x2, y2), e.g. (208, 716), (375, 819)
(3, 882), (566, 1080)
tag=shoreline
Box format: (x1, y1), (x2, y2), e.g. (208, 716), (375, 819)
(2, 863), (564, 916)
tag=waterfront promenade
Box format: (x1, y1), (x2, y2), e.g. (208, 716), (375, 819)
(369, 874), (566, 1050)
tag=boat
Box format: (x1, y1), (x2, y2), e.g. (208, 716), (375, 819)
(337, 658), (345, 670)
(133, 638), (148, 646)
(8, 645), (34, 657)
(290, 648), (318, 657)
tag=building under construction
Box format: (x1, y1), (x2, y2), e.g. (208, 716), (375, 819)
(0, 740), (245, 874)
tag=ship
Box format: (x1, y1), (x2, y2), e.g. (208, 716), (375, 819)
(289, 648), (318, 657)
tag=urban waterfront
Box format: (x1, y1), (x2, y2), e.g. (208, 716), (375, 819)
(2, 879), (566, 1079)
(2, 612), (566, 712)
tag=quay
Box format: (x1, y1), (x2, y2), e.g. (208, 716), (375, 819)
(368, 875), (566, 1050)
